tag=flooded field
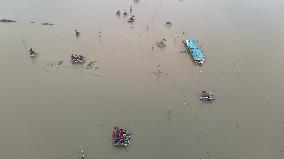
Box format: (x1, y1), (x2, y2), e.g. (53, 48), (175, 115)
(1, 0), (284, 158)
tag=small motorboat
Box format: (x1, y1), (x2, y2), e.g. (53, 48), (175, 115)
(71, 54), (85, 63)
(128, 15), (135, 23)
(200, 90), (215, 101)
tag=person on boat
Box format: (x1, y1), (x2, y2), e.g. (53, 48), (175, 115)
(130, 6), (133, 13)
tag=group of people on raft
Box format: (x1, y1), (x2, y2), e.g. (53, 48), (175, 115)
(200, 90), (215, 101)
(112, 126), (131, 147)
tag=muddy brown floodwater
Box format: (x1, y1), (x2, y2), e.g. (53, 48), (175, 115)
(0, 0), (284, 159)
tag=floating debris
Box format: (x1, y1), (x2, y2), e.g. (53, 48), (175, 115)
(235, 122), (240, 128)
(179, 50), (187, 54)
(99, 30), (102, 38)
(156, 64), (161, 73)
(128, 15), (135, 23)
(112, 126), (131, 147)
(57, 61), (63, 65)
(175, 32), (178, 42)
(85, 61), (96, 69)
(200, 90), (215, 101)
(156, 38), (166, 48)
(168, 105), (174, 121)
(41, 22), (54, 26)
(29, 21), (35, 23)
(165, 21), (172, 27)
(28, 48), (37, 57)
(71, 54), (85, 63)
(0, 19), (16, 22)
(116, 10), (121, 16)
(169, 105), (173, 113)
(75, 29), (80, 36)
(123, 10), (128, 16)
(80, 146), (85, 159)
(46, 61), (64, 67)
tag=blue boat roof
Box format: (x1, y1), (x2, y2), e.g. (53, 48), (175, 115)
(184, 38), (205, 62)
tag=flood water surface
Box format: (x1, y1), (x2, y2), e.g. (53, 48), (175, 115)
(0, 0), (284, 159)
